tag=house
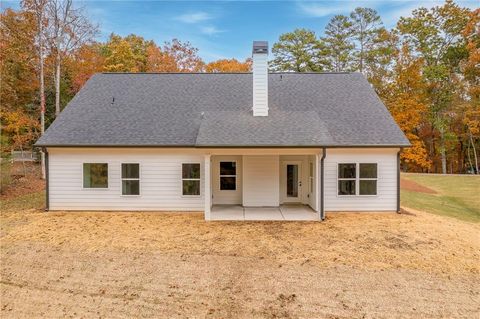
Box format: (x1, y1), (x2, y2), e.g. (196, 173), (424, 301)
(35, 41), (410, 221)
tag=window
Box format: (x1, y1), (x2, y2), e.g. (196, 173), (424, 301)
(122, 163), (140, 195)
(182, 163), (201, 196)
(338, 163), (356, 195)
(83, 163), (108, 188)
(337, 163), (378, 196)
(220, 161), (236, 190)
(359, 163), (377, 195)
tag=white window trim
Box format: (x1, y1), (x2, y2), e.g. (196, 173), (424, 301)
(82, 162), (109, 190)
(336, 163), (378, 197)
(219, 161), (237, 191)
(181, 162), (201, 197)
(121, 163), (141, 197)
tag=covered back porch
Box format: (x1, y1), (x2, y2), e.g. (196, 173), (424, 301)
(202, 148), (324, 221)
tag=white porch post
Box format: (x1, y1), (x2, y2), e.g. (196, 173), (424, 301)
(315, 153), (321, 217)
(204, 154), (211, 220)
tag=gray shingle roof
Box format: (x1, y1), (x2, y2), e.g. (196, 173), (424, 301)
(35, 72), (410, 148)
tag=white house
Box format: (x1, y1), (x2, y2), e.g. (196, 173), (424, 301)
(35, 41), (409, 221)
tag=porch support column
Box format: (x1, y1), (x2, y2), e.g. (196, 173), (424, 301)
(204, 154), (212, 220)
(315, 153), (321, 218)
(320, 148), (326, 221)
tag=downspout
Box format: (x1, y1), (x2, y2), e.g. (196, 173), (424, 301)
(320, 147), (326, 220)
(44, 147), (49, 211)
(397, 148), (402, 213)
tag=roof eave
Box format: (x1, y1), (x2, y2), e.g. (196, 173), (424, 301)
(34, 143), (411, 148)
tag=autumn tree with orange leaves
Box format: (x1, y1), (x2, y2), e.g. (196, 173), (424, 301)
(206, 58), (252, 72)
(384, 45), (431, 171)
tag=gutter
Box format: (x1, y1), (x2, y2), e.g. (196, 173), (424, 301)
(397, 148), (402, 213)
(320, 147), (326, 220)
(44, 147), (49, 211)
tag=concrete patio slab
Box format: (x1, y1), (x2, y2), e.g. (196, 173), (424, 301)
(244, 207), (284, 220)
(280, 205), (319, 221)
(211, 205), (244, 220)
(210, 205), (318, 221)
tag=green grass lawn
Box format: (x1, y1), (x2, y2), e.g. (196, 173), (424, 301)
(401, 173), (480, 223)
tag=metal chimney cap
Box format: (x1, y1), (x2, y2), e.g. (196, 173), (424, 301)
(253, 41), (268, 54)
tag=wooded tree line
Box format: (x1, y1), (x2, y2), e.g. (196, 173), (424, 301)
(271, 2), (479, 174)
(1, 0), (478, 174)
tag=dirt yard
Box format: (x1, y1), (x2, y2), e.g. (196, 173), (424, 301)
(1, 197), (479, 318)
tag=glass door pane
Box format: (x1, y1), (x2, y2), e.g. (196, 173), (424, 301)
(287, 164), (299, 197)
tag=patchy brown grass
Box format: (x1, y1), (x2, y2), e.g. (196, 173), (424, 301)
(401, 178), (437, 194)
(1, 196), (479, 318)
(0, 162), (44, 200)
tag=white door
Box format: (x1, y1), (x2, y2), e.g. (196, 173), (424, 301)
(282, 161), (302, 203)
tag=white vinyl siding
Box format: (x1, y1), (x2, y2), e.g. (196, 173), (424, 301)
(242, 155), (279, 206)
(47, 147), (397, 213)
(324, 148), (398, 211)
(48, 148), (204, 211)
(252, 52), (268, 116)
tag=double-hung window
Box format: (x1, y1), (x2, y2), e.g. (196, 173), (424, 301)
(122, 163), (140, 195)
(338, 163), (377, 196)
(182, 163), (201, 196)
(83, 163), (108, 188)
(359, 163), (377, 195)
(338, 163), (356, 195)
(219, 161), (236, 190)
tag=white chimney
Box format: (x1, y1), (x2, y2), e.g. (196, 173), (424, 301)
(252, 41), (268, 116)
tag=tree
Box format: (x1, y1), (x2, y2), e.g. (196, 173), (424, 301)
(366, 28), (398, 97)
(350, 7), (384, 74)
(397, 0), (471, 173)
(145, 44), (177, 72)
(67, 43), (104, 91)
(22, 0), (48, 178)
(104, 36), (203, 73)
(0, 8), (38, 114)
(0, 8), (40, 164)
(205, 58), (251, 72)
(103, 38), (137, 72)
(1, 110), (40, 160)
(123, 34), (154, 72)
(460, 9), (480, 173)
(461, 9), (480, 101)
(271, 28), (329, 72)
(323, 15), (354, 72)
(163, 39), (204, 72)
(103, 34), (155, 72)
(46, 0), (98, 116)
(385, 45), (431, 170)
